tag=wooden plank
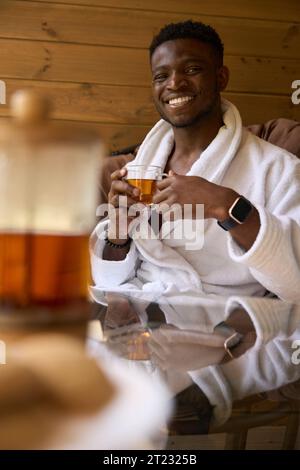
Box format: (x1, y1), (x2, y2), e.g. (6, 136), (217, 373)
(0, 38), (150, 86)
(0, 39), (298, 95)
(1, 90), (299, 150)
(225, 92), (300, 125)
(227, 56), (299, 95)
(0, 79), (157, 124)
(0, 79), (299, 126)
(1, 2), (300, 59)
(91, 122), (150, 151)
(0, 115), (150, 152)
(16, 0), (300, 23)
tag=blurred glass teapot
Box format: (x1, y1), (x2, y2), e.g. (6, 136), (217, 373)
(0, 90), (103, 313)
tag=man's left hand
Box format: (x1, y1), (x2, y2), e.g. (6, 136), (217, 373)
(153, 170), (237, 219)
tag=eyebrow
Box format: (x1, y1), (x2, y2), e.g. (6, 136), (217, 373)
(152, 57), (208, 72)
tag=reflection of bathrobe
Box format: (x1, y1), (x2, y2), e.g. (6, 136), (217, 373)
(91, 99), (300, 304)
(190, 297), (300, 425)
(142, 295), (300, 426)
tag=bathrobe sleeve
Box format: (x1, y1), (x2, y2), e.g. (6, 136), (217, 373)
(189, 302), (300, 426)
(189, 298), (300, 425)
(90, 219), (139, 288)
(228, 158), (300, 303)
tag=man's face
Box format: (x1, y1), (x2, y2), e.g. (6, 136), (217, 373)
(151, 38), (228, 128)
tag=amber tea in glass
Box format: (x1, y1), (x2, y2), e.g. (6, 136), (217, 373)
(126, 165), (166, 204)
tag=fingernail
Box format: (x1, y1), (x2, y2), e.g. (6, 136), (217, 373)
(133, 188), (139, 196)
(120, 168), (126, 176)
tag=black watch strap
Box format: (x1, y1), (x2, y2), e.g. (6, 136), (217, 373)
(217, 218), (238, 231)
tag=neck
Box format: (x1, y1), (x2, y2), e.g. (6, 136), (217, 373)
(172, 107), (224, 158)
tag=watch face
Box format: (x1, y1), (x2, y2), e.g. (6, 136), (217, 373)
(230, 197), (252, 223)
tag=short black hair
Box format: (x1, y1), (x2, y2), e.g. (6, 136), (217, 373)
(149, 20), (224, 64)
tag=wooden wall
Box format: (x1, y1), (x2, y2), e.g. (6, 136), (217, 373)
(0, 0), (299, 151)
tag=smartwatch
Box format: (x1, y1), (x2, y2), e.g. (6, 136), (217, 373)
(217, 196), (253, 231)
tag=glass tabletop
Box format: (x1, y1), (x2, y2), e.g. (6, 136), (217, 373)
(88, 291), (300, 450)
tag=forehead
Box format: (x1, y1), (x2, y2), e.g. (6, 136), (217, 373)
(151, 38), (216, 70)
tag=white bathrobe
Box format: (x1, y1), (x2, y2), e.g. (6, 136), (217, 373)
(91, 99), (300, 304)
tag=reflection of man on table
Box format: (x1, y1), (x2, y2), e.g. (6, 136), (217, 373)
(100, 293), (300, 428)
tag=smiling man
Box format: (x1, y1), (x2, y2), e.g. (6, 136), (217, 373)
(90, 20), (300, 304)
(149, 26), (260, 251)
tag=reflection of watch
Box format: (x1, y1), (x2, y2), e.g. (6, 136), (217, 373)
(217, 196), (253, 231)
(214, 321), (243, 359)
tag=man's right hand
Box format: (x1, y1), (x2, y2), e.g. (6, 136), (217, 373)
(107, 167), (140, 245)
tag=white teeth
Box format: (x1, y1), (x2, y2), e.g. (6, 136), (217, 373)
(168, 96), (194, 106)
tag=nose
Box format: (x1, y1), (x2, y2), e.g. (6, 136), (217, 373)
(166, 71), (187, 90)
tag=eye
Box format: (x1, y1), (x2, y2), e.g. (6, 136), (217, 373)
(153, 73), (168, 83)
(186, 66), (203, 74)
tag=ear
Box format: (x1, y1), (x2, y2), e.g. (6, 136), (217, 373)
(217, 65), (229, 92)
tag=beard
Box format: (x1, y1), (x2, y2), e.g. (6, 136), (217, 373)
(159, 99), (219, 128)
(166, 107), (213, 128)
(154, 87), (220, 128)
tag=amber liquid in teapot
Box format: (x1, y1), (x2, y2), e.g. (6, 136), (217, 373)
(0, 232), (90, 308)
(0, 90), (102, 312)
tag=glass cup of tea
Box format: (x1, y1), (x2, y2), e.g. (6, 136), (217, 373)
(125, 165), (167, 205)
(104, 322), (161, 375)
(105, 323), (151, 361)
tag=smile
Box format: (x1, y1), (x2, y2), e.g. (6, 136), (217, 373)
(166, 96), (195, 108)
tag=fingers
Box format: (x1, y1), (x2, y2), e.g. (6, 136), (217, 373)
(156, 176), (174, 190)
(110, 179), (139, 198)
(152, 187), (173, 205)
(109, 167), (140, 203)
(148, 339), (169, 370)
(110, 167), (127, 181)
(110, 194), (139, 208)
(148, 348), (167, 370)
(153, 328), (226, 348)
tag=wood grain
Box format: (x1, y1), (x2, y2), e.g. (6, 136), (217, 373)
(1, 79), (299, 126)
(0, 114), (150, 152)
(1, 0), (299, 152)
(1, 1), (299, 58)
(0, 38), (298, 95)
(15, 0), (300, 23)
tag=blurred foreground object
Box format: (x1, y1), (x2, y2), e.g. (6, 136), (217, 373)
(0, 92), (171, 450)
(0, 332), (115, 449)
(0, 90), (103, 313)
(0, 327), (171, 450)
